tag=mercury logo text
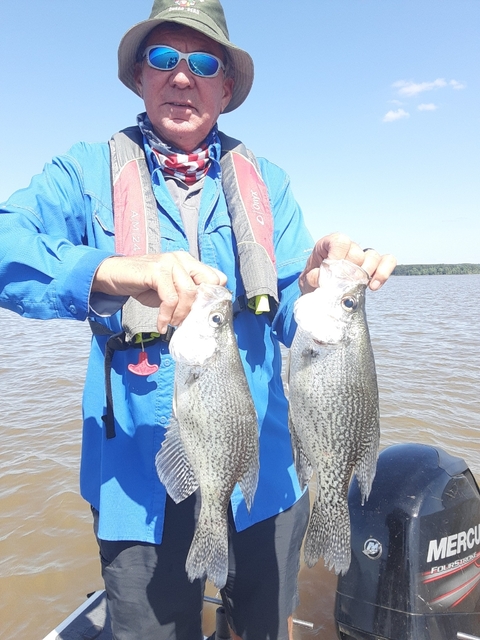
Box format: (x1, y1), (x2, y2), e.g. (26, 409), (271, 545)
(427, 524), (480, 563)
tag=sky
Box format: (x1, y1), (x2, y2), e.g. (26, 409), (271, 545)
(0, 0), (479, 265)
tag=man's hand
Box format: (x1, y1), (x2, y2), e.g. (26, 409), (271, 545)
(92, 252), (227, 334)
(299, 232), (397, 294)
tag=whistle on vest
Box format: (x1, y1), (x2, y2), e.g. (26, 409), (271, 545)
(127, 333), (160, 376)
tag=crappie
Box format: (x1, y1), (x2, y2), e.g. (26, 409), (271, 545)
(288, 259), (379, 575)
(155, 283), (259, 589)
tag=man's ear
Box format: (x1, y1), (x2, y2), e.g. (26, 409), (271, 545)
(221, 77), (235, 113)
(134, 63), (143, 97)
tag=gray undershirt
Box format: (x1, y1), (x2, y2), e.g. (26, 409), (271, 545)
(165, 175), (204, 261)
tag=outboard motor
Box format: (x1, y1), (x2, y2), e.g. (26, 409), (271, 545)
(335, 443), (480, 639)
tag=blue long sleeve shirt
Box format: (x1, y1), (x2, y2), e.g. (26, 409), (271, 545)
(0, 132), (314, 543)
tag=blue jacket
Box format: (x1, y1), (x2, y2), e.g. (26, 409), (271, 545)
(0, 131), (314, 543)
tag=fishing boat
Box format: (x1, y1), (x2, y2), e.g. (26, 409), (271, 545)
(41, 590), (111, 640)
(42, 444), (480, 640)
(41, 590), (313, 640)
(41, 590), (231, 640)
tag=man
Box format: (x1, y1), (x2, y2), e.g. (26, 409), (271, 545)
(0, 1), (396, 639)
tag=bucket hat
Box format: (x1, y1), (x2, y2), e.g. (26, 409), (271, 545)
(118, 0), (254, 113)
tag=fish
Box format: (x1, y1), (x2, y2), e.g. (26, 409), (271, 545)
(287, 259), (380, 575)
(155, 283), (259, 589)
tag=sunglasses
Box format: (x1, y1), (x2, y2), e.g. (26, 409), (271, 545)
(143, 45), (225, 78)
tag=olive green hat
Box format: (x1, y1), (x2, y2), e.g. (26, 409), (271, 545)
(118, 0), (254, 113)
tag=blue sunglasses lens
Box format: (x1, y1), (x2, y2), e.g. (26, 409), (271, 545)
(146, 47), (221, 77)
(188, 53), (221, 77)
(147, 47), (180, 71)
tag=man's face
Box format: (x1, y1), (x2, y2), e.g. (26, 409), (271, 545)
(134, 25), (234, 152)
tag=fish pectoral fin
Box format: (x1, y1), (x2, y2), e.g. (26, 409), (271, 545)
(354, 434), (380, 504)
(238, 455), (259, 512)
(284, 350), (291, 389)
(294, 447), (313, 491)
(155, 414), (199, 503)
(185, 371), (200, 385)
(288, 415), (313, 490)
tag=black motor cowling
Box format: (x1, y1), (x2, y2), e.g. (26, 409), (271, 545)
(335, 443), (480, 639)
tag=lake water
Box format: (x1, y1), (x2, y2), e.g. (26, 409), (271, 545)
(1, 275), (479, 639)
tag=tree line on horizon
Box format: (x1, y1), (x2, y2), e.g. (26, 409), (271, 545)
(393, 264), (480, 276)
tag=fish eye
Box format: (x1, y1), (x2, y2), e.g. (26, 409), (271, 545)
(208, 312), (225, 327)
(341, 296), (358, 312)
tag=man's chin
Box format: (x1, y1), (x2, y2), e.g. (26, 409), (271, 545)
(155, 122), (209, 152)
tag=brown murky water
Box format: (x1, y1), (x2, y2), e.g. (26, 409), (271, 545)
(1, 275), (479, 639)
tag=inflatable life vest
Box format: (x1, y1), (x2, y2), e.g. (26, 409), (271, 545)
(93, 126), (279, 438)
(110, 126), (278, 341)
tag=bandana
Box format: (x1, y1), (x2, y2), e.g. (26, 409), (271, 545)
(137, 112), (219, 185)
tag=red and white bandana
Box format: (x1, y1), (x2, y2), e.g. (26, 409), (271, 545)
(137, 112), (218, 185)
(152, 145), (210, 185)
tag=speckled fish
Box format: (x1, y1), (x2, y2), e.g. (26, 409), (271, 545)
(287, 259), (380, 575)
(155, 283), (259, 589)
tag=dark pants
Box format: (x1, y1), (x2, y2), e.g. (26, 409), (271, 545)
(93, 490), (310, 640)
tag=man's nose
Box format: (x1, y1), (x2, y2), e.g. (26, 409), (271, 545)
(169, 60), (194, 87)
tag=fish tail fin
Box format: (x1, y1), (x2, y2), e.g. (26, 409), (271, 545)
(238, 455), (259, 512)
(304, 498), (351, 575)
(185, 506), (228, 589)
(155, 415), (199, 503)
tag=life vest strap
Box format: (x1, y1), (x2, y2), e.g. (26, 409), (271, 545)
(90, 321), (174, 439)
